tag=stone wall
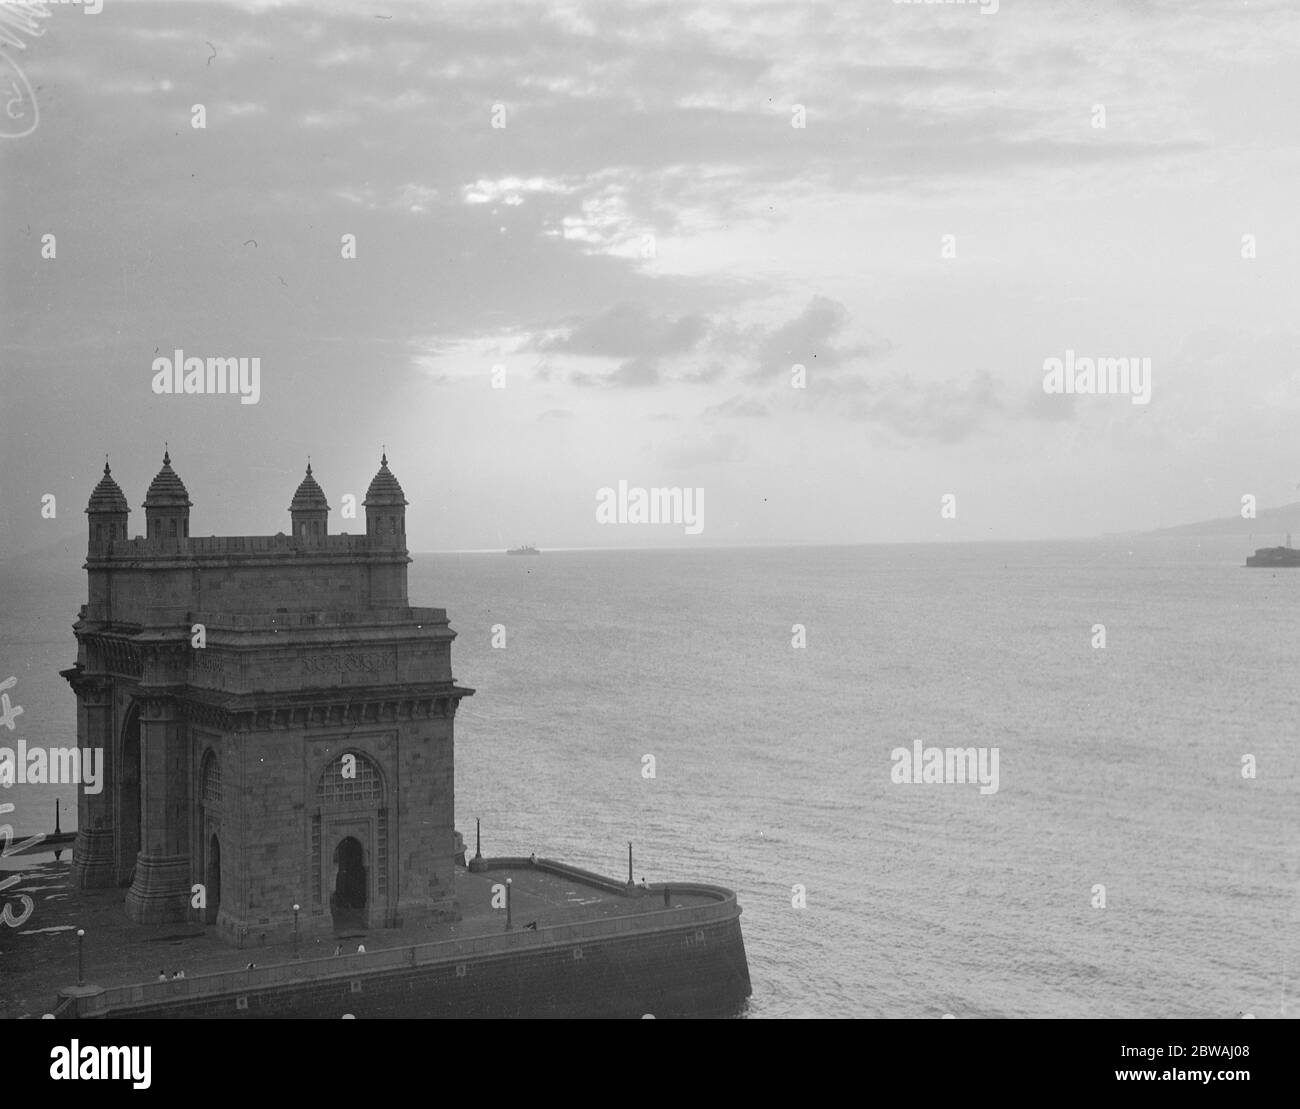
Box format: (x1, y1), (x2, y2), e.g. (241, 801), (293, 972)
(67, 880), (752, 1020)
(88, 546), (410, 623)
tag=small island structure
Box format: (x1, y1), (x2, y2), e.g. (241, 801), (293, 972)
(1246, 533), (1300, 567)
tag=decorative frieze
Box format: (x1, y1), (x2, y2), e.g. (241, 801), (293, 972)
(301, 652), (397, 676)
(192, 651), (226, 678)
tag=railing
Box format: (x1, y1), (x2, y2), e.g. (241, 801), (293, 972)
(96, 859), (741, 1012)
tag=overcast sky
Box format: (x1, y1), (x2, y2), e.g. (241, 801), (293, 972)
(2, 0), (1298, 555)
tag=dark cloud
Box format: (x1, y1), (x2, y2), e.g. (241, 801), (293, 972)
(538, 303), (709, 359)
(808, 369), (1009, 443)
(553, 296), (885, 390)
(609, 357), (662, 387)
(561, 353), (727, 389)
(570, 356), (661, 387)
(746, 296), (888, 381)
(682, 362), (726, 384)
(1022, 385), (1079, 422)
(703, 394), (769, 419)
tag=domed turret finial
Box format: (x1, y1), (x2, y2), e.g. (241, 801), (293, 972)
(290, 458), (329, 539)
(364, 448), (406, 542)
(143, 449), (191, 513)
(87, 455), (129, 518)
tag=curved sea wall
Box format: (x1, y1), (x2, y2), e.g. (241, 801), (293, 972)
(57, 859), (752, 1019)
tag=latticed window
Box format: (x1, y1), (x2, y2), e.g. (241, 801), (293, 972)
(316, 751), (384, 807)
(200, 752), (222, 807)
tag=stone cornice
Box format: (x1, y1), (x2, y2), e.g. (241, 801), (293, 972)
(61, 659), (474, 730)
(182, 684), (474, 733)
(59, 667), (113, 705)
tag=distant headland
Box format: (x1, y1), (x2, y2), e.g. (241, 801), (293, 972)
(1104, 501), (1300, 540)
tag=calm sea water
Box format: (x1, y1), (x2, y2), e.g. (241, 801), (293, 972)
(3, 539), (1298, 1018)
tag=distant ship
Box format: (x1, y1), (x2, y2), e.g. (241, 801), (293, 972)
(1246, 533), (1300, 567)
(506, 544), (540, 555)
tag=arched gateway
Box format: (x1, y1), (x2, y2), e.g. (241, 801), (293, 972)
(62, 452), (473, 945)
(317, 750), (386, 932)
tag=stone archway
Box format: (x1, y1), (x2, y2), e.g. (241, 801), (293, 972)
(314, 750), (387, 928)
(118, 703), (141, 886)
(205, 834), (221, 925)
(331, 836), (367, 931)
(199, 751), (222, 923)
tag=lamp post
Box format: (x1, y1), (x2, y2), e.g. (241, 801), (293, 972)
(293, 904), (300, 959)
(469, 816), (486, 872)
(627, 841), (633, 886)
(76, 929), (85, 986)
(505, 878), (512, 931)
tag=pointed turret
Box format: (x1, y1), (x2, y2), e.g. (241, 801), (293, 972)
(290, 461), (329, 543)
(143, 449), (192, 542)
(363, 451), (407, 546)
(86, 459), (129, 548)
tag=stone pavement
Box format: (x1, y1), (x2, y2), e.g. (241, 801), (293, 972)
(0, 856), (712, 1018)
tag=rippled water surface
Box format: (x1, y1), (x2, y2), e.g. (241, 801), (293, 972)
(4, 539), (1297, 1017)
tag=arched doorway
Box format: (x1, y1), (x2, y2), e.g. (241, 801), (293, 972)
(205, 834), (221, 925)
(199, 752), (222, 924)
(331, 837), (367, 931)
(119, 704), (141, 886)
(314, 751), (387, 927)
